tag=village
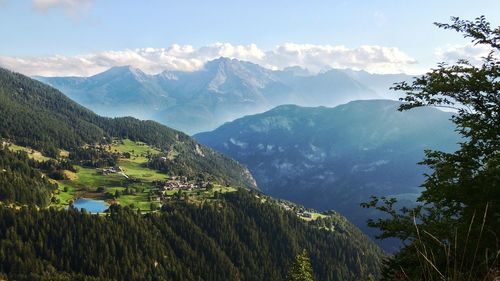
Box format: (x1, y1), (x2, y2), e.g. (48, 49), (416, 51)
(156, 176), (213, 191)
(96, 162), (216, 202)
(153, 176), (216, 201)
(97, 163), (319, 216)
(279, 201), (315, 219)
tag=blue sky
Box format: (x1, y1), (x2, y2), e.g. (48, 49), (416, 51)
(0, 0), (499, 76)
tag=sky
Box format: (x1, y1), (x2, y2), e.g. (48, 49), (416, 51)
(0, 0), (499, 76)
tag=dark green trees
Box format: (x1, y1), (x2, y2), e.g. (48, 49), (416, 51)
(0, 191), (383, 281)
(363, 16), (500, 280)
(287, 249), (314, 281)
(0, 149), (56, 206)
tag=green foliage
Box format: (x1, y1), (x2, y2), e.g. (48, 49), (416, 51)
(0, 148), (56, 206)
(363, 16), (500, 281)
(0, 190), (383, 281)
(69, 146), (118, 168)
(287, 249), (314, 281)
(0, 70), (106, 157)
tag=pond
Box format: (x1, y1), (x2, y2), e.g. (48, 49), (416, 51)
(71, 198), (108, 214)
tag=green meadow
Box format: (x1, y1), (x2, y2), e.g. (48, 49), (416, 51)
(49, 139), (237, 212)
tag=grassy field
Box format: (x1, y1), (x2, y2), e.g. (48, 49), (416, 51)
(8, 144), (51, 161)
(109, 139), (161, 158)
(5, 140), (329, 220)
(119, 160), (167, 181)
(50, 139), (237, 212)
(300, 212), (328, 221)
(52, 140), (168, 210)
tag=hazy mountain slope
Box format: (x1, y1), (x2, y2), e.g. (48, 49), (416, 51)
(151, 58), (281, 132)
(341, 69), (413, 97)
(195, 100), (459, 250)
(36, 58), (384, 134)
(36, 66), (171, 120)
(0, 67), (257, 189)
(283, 69), (378, 106)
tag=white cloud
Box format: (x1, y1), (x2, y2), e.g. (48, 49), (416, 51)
(435, 43), (493, 65)
(0, 43), (420, 77)
(264, 43), (417, 73)
(32, 0), (93, 16)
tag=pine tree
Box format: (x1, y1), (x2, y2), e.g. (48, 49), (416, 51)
(287, 249), (314, 281)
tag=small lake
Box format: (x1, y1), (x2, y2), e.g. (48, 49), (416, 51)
(72, 198), (108, 214)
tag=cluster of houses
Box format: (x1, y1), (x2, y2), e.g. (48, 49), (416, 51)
(157, 176), (213, 193)
(98, 166), (123, 175)
(98, 166), (130, 179)
(279, 202), (313, 218)
(151, 177), (215, 202)
(160, 177), (210, 191)
(299, 211), (313, 218)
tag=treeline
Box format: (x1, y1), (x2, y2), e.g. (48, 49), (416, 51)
(0, 68), (256, 189)
(69, 146), (118, 168)
(0, 69), (106, 157)
(0, 148), (56, 206)
(0, 190), (383, 281)
(31, 158), (75, 180)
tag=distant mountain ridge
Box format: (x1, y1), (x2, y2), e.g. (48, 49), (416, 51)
(36, 57), (412, 134)
(195, 100), (460, 251)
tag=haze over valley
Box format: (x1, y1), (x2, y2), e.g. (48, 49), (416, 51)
(36, 58), (412, 134)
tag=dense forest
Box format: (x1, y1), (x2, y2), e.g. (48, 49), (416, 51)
(0, 190), (383, 281)
(0, 67), (256, 189)
(0, 148), (57, 206)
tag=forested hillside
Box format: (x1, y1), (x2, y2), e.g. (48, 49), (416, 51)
(0, 148), (57, 206)
(0, 67), (256, 190)
(0, 191), (383, 281)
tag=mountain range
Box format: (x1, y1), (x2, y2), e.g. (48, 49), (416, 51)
(35, 57), (412, 134)
(195, 100), (460, 251)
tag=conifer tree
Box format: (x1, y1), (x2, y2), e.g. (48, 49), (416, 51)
(287, 249), (314, 281)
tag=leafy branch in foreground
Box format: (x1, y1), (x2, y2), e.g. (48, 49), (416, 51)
(363, 16), (500, 281)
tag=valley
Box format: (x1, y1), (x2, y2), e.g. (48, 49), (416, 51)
(195, 100), (460, 251)
(4, 138), (330, 223)
(5, 139), (238, 212)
